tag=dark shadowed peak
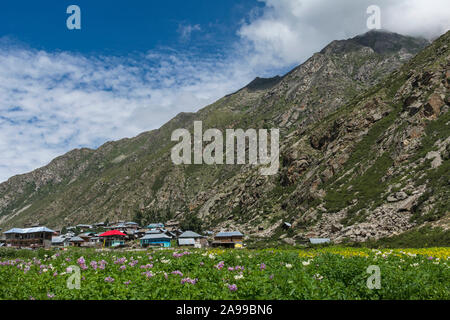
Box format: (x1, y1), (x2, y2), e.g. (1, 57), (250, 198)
(320, 30), (429, 55)
(245, 76), (282, 92)
(351, 29), (430, 54)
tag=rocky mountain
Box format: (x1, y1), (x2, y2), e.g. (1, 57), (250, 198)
(1, 30), (448, 244)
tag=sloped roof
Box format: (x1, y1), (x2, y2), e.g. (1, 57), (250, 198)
(215, 231), (243, 237)
(69, 236), (84, 242)
(99, 230), (127, 237)
(140, 234), (171, 240)
(52, 236), (69, 243)
(146, 223), (164, 228)
(4, 227), (55, 234)
(179, 231), (202, 238)
(309, 238), (330, 244)
(178, 238), (195, 245)
(145, 230), (163, 234)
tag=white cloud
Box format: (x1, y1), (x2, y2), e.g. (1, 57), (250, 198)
(0, 0), (449, 182)
(0, 45), (259, 182)
(178, 24), (202, 41)
(238, 0), (450, 68)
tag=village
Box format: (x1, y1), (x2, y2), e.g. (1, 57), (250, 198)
(0, 219), (332, 250)
(0, 220), (249, 250)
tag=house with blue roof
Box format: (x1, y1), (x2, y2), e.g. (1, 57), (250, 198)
(140, 233), (171, 248)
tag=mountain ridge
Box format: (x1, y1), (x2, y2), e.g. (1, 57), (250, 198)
(1, 30), (448, 245)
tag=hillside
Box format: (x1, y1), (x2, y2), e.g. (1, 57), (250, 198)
(1, 30), (448, 245)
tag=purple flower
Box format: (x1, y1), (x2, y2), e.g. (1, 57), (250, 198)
(260, 263), (266, 270)
(215, 261), (225, 270)
(171, 270), (183, 276)
(269, 274), (274, 280)
(47, 293), (55, 299)
(119, 265), (127, 271)
(77, 257), (85, 265)
(90, 261), (98, 270)
(142, 271), (154, 279)
(124, 280), (131, 286)
(181, 278), (198, 285)
(105, 277), (115, 283)
(228, 284), (237, 292)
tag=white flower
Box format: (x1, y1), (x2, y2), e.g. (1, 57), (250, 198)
(313, 274), (323, 280)
(208, 254), (216, 259)
(302, 260), (311, 266)
(234, 274), (244, 280)
(285, 264), (293, 269)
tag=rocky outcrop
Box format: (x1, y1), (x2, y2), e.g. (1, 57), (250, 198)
(0, 30), (447, 246)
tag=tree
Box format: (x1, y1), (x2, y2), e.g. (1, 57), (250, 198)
(180, 215), (203, 233)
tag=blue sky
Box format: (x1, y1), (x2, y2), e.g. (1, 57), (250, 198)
(0, 1), (262, 55)
(0, 0), (448, 182)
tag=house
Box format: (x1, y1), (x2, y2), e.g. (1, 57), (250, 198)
(178, 238), (196, 247)
(3, 227), (55, 248)
(69, 236), (85, 247)
(125, 222), (139, 230)
(52, 236), (70, 247)
(78, 232), (96, 242)
(146, 223), (165, 230)
(212, 231), (244, 248)
(99, 230), (127, 247)
(76, 224), (93, 231)
(165, 220), (180, 231)
(145, 229), (163, 235)
(93, 222), (106, 227)
(178, 231), (207, 248)
(88, 236), (101, 246)
(140, 233), (171, 248)
(128, 229), (146, 239)
(282, 222), (292, 230)
(309, 238), (331, 245)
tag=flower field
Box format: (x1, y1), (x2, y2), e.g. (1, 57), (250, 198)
(0, 247), (448, 300)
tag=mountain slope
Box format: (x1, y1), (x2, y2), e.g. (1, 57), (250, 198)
(2, 30), (447, 245)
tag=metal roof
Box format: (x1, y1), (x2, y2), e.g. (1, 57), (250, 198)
(4, 227), (55, 234)
(215, 231), (243, 237)
(146, 223), (164, 228)
(52, 236), (69, 243)
(78, 232), (95, 237)
(140, 234), (171, 240)
(145, 230), (163, 234)
(178, 238), (195, 245)
(179, 231), (202, 238)
(69, 236), (85, 242)
(309, 238), (331, 244)
(125, 222), (138, 225)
